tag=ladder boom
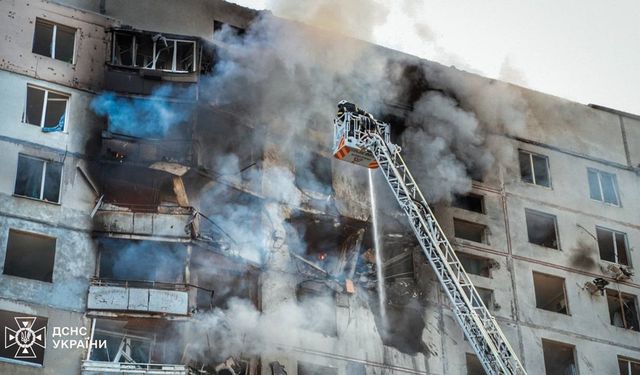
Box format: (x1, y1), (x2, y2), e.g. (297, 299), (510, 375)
(333, 108), (527, 375)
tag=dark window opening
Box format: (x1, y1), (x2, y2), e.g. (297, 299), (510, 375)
(453, 193), (485, 213)
(14, 154), (62, 203)
(25, 86), (69, 131)
(542, 339), (577, 375)
(525, 209), (558, 249)
(476, 287), (495, 309)
(457, 252), (492, 277)
(32, 18), (75, 63)
(213, 20), (246, 36)
(454, 218), (486, 243)
(298, 362), (338, 375)
(588, 168), (620, 205)
(0, 310), (47, 365)
(98, 239), (185, 284)
(519, 150), (550, 187)
(597, 227), (629, 266)
(533, 272), (568, 314)
(607, 290), (639, 331)
(3, 229), (56, 282)
(466, 353), (487, 375)
(619, 357), (640, 375)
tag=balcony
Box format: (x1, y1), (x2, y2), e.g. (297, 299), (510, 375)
(101, 133), (193, 169)
(81, 360), (195, 375)
(87, 279), (192, 316)
(93, 204), (196, 241)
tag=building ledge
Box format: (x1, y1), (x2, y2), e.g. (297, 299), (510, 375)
(81, 360), (196, 375)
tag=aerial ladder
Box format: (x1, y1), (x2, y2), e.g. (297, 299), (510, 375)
(332, 101), (527, 375)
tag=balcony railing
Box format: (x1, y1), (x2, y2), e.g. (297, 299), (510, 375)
(87, 279), (190, 316)
(81, 360), (197, 375)
(93, 204), (196, 241)
(101, 133), (193, 167)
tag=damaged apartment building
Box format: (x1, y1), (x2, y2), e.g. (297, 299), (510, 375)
(0, 1), (639, 375)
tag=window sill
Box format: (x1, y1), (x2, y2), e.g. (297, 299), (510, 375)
(589, 198), (621, 208)
(21, 122), (69, 135)
(13, 194), (61, 206)
(0, 356), (44, 368)
(536, 308), (571, 317)
(2, 272), (53, 285)
(528, 242), (561, 251)
(33, 52), (75, 66)
(522, 181), (553, 190)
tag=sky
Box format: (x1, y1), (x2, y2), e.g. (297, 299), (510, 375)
(230, 0), (640, 115)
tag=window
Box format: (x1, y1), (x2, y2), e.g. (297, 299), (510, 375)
(588, 168), (620, 205)
(597, 227), (629, 265)
(525, 209), (559, 249)
(466, 353), (487, 375)
(14, 154), (63, 203)
(542, 339), (577, 375)
(533, 272), (568, 314)
(32, 18), (75, 63)
(24, 85), (69, 131)
(298, 362), (338, 375)
(3, 229), (56, 282)
(619, 357), (640, 375)
(476, 287), (495, 309)
(453, 193), (485, 213)
(606, 290), (639, 331)
(213, 20), (246, 35)
(457, 252), (492, 277)
(0, 310), (47, 365)
(519, 150), (550, 187)
(454, 219), (487, 243)
(111, 32), (196, 73)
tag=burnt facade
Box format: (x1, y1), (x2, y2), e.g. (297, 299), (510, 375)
(0, 1), (639, 375)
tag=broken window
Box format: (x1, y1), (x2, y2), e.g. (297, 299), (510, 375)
(32, 18), (75, 63)
(619, 357), (640, 375)
(607, 289), (639, 331)
(0, 310), (47, 365)
(525, 209), (559, 249)
(457, 252), (492, 277)
(533, 272), (568, 314)
(452, 193), (485, 213)
(213, 20), (246, 36)
(296, 281), (337, 337)
(542, 339), (577, 375)
(111, 32), (196, 72)
(597, 227), (629, 266)
(298, 362), (338, 375)
(453, 218), (487, 243)
(24, 85), (69, 131)
(14, 154), (63, 203)
(113, 32), (195, 72)
(466, 353), (487, 375)
(3, 229), (56, 282)
(588, 168), (620, 206)
(519, 150), (550, 187)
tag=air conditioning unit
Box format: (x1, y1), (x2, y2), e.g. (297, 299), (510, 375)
(603, 263), (634, 281)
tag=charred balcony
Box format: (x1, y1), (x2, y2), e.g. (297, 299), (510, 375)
(101, 132), (194, 170)
(104, 29), (203, 97)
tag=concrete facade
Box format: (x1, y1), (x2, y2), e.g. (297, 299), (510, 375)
(0, 1), (638, 375)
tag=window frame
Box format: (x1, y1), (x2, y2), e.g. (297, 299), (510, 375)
(532, 271), (570, 315)
(453, 218), (488, 244)
(596, 226), (630, 266)
(23, 85), (70, 131)
(3, 228), (57, 283)
(524, 208), (560, 250)
(541, 339), (578, 375)
(110, 32), (197, 73)
(618, 356), (640, 375)
(587, 167), (621, 206)
(13, 154), (63, 204)
(518, 149), (551, 188)
(33, 18), (77, 64)
(452, 193), (485, 214)
(606, 289), (640, 332)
